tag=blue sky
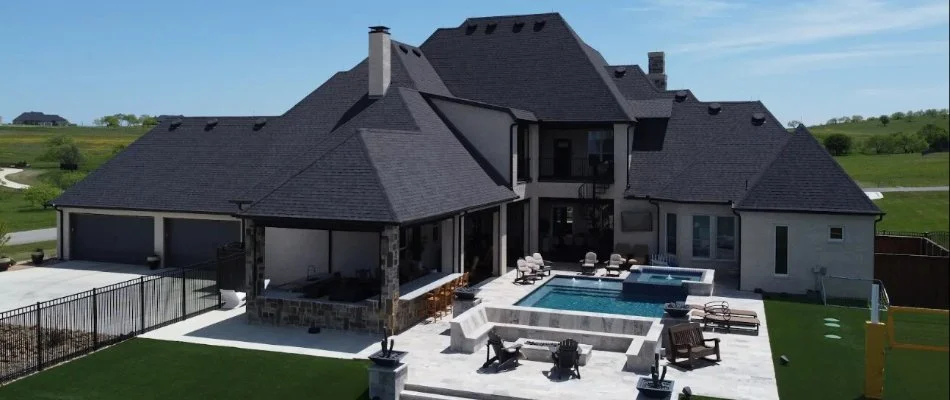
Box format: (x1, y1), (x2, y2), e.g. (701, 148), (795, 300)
(1, 0), (947, 126)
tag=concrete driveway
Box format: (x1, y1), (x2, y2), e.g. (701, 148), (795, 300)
(0, 260), (169, 311)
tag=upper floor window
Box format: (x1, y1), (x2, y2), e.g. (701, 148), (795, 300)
(587, 130), (613, 164)
(829, 226), (844, 242)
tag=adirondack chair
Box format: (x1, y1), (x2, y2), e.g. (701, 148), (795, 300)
(482, 330), (524, 372)
(666, 322), (721, 369)
(551, 338), (581, 379)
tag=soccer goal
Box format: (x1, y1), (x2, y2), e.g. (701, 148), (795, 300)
(820, 275), (890, 311)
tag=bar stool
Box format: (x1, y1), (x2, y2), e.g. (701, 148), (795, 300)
(425, 289), (442, 321)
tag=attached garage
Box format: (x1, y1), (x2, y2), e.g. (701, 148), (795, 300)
(164, 218), (241, 267)
(70, 213), (154, 264)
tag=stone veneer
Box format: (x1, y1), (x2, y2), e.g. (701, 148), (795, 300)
(246, 296), (381, 334)
(380, 225), (400, 335)
(244, 221), (266, 299)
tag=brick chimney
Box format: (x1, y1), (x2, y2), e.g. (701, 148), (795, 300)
(368, 26), (391, 98)
(647, 51), (667, 91)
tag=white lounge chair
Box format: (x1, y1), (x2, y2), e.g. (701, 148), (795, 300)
(515, 259), (540, 284)
(530, 253), (553, 276)
(220, 289), (247, 309)
(578, 252), (598, 275)
(605, 253), (625, 277)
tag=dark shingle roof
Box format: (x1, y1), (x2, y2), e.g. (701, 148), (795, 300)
(737, 126), (881, 214)
(13, 111), (68, 123)
(606, 65), (697, 102)
(629, 99), (673, 118)
(421, 13), (635, 121)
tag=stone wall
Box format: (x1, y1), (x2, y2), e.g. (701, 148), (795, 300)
(247, 296), (381, 334)
(244, 221), (266, 299)
(380, 225), (400, 335)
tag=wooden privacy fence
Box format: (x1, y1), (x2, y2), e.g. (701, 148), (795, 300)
(874, 233), (950, 309)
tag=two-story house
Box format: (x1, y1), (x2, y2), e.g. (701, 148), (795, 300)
(53, 13), (879, 333)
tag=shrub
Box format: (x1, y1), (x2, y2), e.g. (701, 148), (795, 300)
(891, 132), (928, 153)
(823, 134), (853, 156)
(55, 171), (88, 190)
(40, 135), (85, 166)
(917, 124), (949, 152)
(861, 135), (897, 155)
(23, 183), (62, 209)
(879, 115), (890, 126)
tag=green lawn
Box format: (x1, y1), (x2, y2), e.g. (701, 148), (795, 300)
(1, 240), (57, 262)
(765, 296), (949, 400)
(876, 191), (950, 232)
(0, 125), (145, 168)
(809, 115), (949, 137)
(0, 339), (371, 400)
(833, 153), (950, 188)
(0, 187), (55, 232)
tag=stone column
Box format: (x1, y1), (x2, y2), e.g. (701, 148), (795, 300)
(368, 363), (408, 400)
(244, 220), (265, 299)
(380, 225), (400, 335)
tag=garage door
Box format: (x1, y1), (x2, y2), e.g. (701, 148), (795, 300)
(70, 214), (154, 264)
(164, 218), (241, 267)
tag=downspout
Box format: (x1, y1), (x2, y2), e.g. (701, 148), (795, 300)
(509, 122), (519, 187)
(731, 203), (742, 291)
(648, 197), (660, 252)
(873, 214), (884, 232)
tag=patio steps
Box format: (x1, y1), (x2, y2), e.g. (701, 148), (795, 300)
(402, 384), (535, 400)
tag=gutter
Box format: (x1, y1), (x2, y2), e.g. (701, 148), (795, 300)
(732, 202), (742, 291)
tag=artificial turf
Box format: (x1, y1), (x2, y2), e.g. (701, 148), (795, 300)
(764, 296), (949, 400)
(0, 339), (371, 400)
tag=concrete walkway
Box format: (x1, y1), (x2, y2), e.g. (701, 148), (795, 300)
(864, 186), (949, 192)
(5, 228), (57, 245)
(0, 167), (30, 189)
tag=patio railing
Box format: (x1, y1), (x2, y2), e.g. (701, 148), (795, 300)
(0, 255), (232, 384)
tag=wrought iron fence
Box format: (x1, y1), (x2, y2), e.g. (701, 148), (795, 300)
(877, 230), (950, 252)
(0, 255), (232, 384)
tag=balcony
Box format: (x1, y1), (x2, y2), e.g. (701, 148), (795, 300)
(539, 157), (614, 182)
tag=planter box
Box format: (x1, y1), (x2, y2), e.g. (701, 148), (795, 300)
(636, 377), (674, 399)
(369, 350), (407, 368)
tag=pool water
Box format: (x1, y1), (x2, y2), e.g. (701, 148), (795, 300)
(515, 276), (686, 318)
(638, 272), (702, 286)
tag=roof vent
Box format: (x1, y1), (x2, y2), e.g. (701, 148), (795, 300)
(169, 118), (183, 129)
(205, 118), (219, 130)
(674, 90), (688, 102)
(465, 24), (478, 35)
(513, 22), (525, 32)
(485, 23), (497, 34)
(398, 44), (408, 54)
(751, 112), (766, 126)
(411, 48), (421, 57)
(708, 103), (722, 115)
(253, 118), (267, 130)
(614, 67), (627, 78)
(533, 20), (546, 32)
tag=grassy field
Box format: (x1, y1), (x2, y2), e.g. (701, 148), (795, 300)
(0, 339), (371, 399)
(0, 125), (145, 168)
(809, 115), (949, 138)
(875, 191), (950, 232)
(0, 187), (55, 232)
(0, 240), (57, 262)
(765, 296), (949, 400)
(833, 153), (949, 188)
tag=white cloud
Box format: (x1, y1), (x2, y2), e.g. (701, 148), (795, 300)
(622, 0), (745, 20)
(745, 40), (950, 74)
(674, 0), (950, 54)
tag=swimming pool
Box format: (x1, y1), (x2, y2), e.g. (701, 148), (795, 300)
(626, 267), (703, 286)
(514, 276), (686, 318)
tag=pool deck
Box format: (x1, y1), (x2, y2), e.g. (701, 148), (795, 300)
(144, 265), (778, 400)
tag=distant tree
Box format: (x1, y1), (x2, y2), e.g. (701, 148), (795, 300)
(23, 184), (62, 209)
(838, 116), (851, 124)
(923, 109), (939, 118)
(906, 110), (915, 122)
(862, 135), (896, 154)
(826, 118), (838, 125)
(940, 108), (949, 118)
(891, 132), (927, 153)
(92, 118), (104, 127)
(101, 115), (121, 128)
(40, 135), (85, 166)
(823, 134), (853, 156)
(787, 120), (802, 128)
(851, 115), (864, 123)
(119, 113), (139, 127)
(917, 124), (950, 152)
(140, 114), (159, 127)
(0, 220), (10, 257)
(890, 111), (905, 120)
(879, 115), (890, 126)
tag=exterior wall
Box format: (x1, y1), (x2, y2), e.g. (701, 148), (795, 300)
(740, 211), (875, 294)
(59, 207), (237, 267)
(332, 231), (381, 276)
(264, 227), (329, 285)
(614, 199), (656, 255)
(539, 127), (590, 160)
(430, 98), (514, 184)
(660, 202), (739, 272)
(247, 296), (381, 333)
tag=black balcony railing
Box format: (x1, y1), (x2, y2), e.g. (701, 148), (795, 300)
(539, 157), (614, 182)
